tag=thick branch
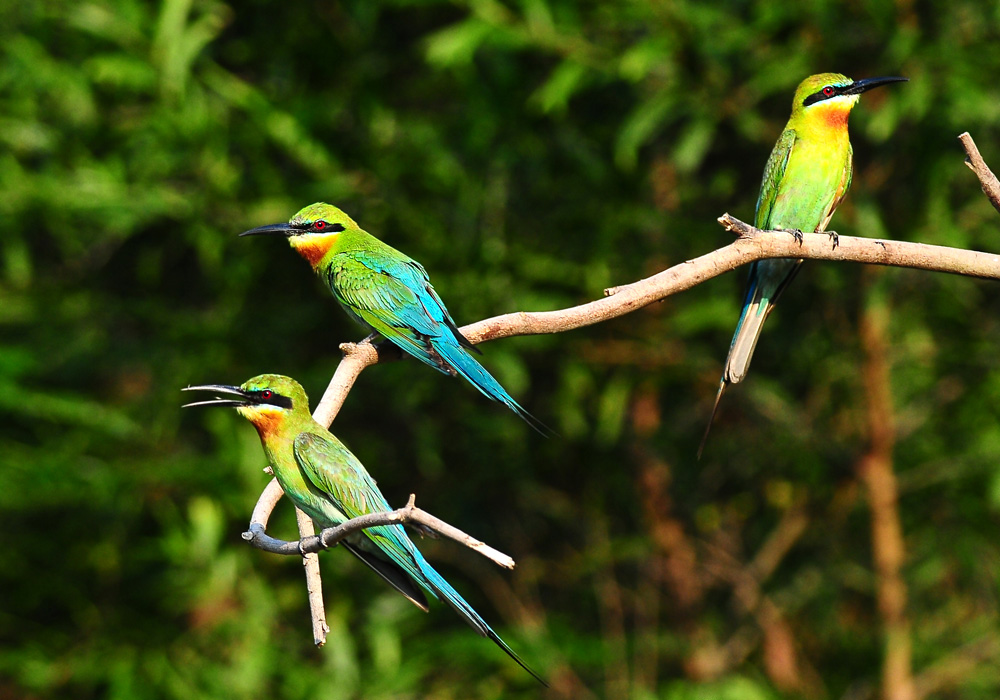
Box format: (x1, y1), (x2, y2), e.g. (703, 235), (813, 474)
(243, 494), (515, 569)
(958, 132), (1000, 214)
(291, 215), (1000, 425)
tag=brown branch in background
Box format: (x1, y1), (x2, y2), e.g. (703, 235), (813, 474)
(640, 462), (701, 603)
(698, 506), (817, 694)
(958, 132), (1000, 214)
(858, 285), (915, 700)
(590, 517), (630, 700)
(913, 636), (1000, 700)
(632, 387), (703, 609)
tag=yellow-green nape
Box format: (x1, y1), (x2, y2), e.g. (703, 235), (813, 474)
(240, 374), (310, 409)
(290, 202), (360, 229)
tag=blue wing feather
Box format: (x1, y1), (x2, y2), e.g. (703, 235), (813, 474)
(327, 250), (543, 430)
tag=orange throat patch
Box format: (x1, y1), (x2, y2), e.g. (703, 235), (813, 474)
(814, 102), (852, 130)
(237, 405), (286, 439)
(289, 234), (337, 266)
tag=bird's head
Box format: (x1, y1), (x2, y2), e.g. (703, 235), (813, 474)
(240, 203), (359, 266)
(183, 374), (310, 436)
(792, 73), (907, 127)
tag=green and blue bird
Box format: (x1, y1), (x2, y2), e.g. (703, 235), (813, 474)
(701, 72), (907, 455)
(240, 204), (542, 430)
(183, 374), (545, 684)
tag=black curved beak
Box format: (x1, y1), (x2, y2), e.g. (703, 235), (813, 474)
(182, 384), (252, 408)
(841, 76), (908, 95)
(239, 222), (298, 238)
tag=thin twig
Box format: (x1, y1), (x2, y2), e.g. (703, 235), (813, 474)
(244, 493), (516, 569)
(958, 132), (1000, 214)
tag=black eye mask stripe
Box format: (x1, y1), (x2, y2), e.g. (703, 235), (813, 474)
(310, 221), (346, 233)
(803, 86), (840, 107)
(252, 391), (293, 409)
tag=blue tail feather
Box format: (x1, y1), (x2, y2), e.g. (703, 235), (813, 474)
(412, 551), (548, 686)
(430, 339), (551, 435)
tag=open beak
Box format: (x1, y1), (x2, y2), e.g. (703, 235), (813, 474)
(182, 384), (253, 408)
(239, 222), (298, 238)
(841, 76), (908, 95)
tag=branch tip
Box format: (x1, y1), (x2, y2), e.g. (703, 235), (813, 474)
(957, 132), (1000, 214)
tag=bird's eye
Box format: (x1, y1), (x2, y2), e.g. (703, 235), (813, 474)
(313, 220), (327, 231)
(822, 85), (835, 97)
(261, 389), (273, 400)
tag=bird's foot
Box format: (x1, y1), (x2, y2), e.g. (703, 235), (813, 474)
(781, 228), (804, 245)
(360, 332), (379, 344)
(828, 230), (839, 250)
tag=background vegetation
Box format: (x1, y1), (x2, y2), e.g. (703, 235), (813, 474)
(3, 0), (1000, 697)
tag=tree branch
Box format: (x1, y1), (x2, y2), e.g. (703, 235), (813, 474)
(245, 211), (1000, 647)
(244, 493), (515, 569)
(958, 132), (1000, 214)
(293, 508), (328, 646)
(292, 214), (1000, 431)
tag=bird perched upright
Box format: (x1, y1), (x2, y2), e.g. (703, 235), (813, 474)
(700, 73), (907, 456)
(240, 203), (542, 430)
(183, 374), (545, 684)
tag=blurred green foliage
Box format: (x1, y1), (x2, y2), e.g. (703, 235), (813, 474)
(2, 0), (1000, 697)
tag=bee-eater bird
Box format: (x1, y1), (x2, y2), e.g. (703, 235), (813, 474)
(700, 73), (907, 457)
(240, 203), (543, 431)
(183, 374), (545, 684)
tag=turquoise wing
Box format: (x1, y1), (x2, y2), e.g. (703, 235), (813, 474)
(327, 251), (475, 366)
(755, 127), (797, 230)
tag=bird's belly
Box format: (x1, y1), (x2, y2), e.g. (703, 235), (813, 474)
(271, 467), (349, 529)
(767, 147), (846, 233)
(768, 187), (837, 233)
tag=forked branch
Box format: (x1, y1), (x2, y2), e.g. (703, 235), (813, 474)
(251, 132), (1000, 647)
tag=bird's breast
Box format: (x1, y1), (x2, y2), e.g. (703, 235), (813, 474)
(769, 138), (850, 233)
